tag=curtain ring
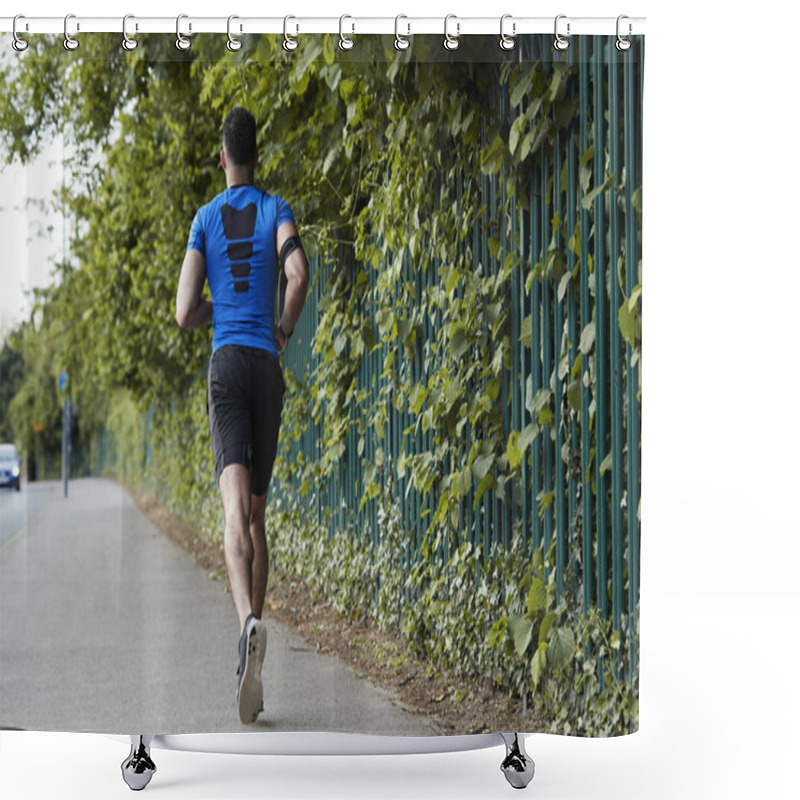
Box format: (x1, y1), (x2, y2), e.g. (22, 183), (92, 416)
(176, 14), (191, 51)
(122, 14), (138, 51)
(443, 14), (459, 51)
(499, 14), (516, 51)
(339, 15), (354, 51)
(227, 15), (242, 52)
(12, 15), (29, 52)
(63, 13), (79, 51)
(616, 15), (632, 51)
(283, 15), (299, 51)
(554, 14), (570, 51)
(394, 15), (410, 51)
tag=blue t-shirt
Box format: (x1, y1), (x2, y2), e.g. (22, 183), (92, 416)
(187, 185), (295, 356)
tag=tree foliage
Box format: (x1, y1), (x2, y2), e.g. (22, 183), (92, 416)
(0, 327), (25, 442)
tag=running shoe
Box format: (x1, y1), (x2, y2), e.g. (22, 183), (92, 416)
(236, 614), (262, 724)
(254, 617), (267, 716)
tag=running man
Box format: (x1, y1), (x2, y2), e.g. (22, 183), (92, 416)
(176, 107), (309, 724)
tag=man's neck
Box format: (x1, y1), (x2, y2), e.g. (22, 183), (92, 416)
(226, 172), (254, 188)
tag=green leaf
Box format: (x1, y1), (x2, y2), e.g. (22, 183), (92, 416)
(518, 129), (535, 161)
(618, 301), (636, 347)
(508, 614), (534, 656)
(632, 187), (643, 214)
(530, 117), (554, 156)
(391, 116), (408, 145)
(507, 431), (522, 470)
(533, 548), (544, 577)
(396, 316), (413, 343)
(456, 466), (471, 499)
(567, 379), (581, 413)
(323, 33), (337, 65)
(322, 146), (340, 176)
(473, 472), (494, 510)
(472, 453), (494, 482)
(579, 322), (595, 355)
(488, 617), (509, 649)
(409, 383), (429, 415)
(510, 72), (533, 107)
(571, 353), (582, 380)
(486, 302), (503, 327)
(538, 611), (557, 646)
(547, 626), (575, 670)
(530, 642), (547, 688)
(537, 489), (555, 519)
(360, 325), (376, 352)
(527, 576), (547, 615)
(519, 315), (532, 348)
(557, 271), (572, 303)
(450, 325), (471, 359)
(531, 388), (553, 425)
(581, 172), (616, 210)
(547, 67), (565, 102)
(480, 136), (506, 175)
(518, 422), (539, 453)
(599, 451), (612, 475)
(509, 116), (526, 156)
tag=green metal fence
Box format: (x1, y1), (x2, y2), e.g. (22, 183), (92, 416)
(275, 36), (642, 665)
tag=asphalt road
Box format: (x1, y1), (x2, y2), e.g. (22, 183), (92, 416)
(0, 478), (433, 736)
(0, 480), (48, 546)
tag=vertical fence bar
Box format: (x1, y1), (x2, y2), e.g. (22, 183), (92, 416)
(506, 160), (517, 554)
(609, 40), (624, 640)
(566, 40), (580, 583)
(541, 144), (553, 564)
(593, 37), (609, 622)
(580, 38), (594, 613)
(472, 185), (482, 560)
(553, 128), (566, 601)
(625, 38), (642, 674)
(481, 168), (491, 565)
(519, 194), (530, 553)
(488, 164), (498, 555)
(530, 156), (542, 557)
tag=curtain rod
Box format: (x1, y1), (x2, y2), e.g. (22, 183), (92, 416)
(0, 16), (646, 37)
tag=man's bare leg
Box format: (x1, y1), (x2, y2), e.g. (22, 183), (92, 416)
(219, 464), (265, 722)
(249, 492), (268, 618)
(248, 491), (269, 691)
(219, 464), (254, 632)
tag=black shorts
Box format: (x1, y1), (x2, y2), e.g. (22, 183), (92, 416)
(207, 344), (285, 496)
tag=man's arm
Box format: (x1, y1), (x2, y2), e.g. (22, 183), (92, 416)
(176, 248), (213, 329)
(275, 221), (309, 351)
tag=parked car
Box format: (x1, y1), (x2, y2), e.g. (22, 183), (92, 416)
(0, 443), (21, 491)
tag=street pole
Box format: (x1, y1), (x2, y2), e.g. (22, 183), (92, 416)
(60, 371), (69, 497)
(62, 394), (68, 498)
(60, 133), (69, 499)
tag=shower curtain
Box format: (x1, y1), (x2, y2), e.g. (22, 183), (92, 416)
(0, 27), (643, 741)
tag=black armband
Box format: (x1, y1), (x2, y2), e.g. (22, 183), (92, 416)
(279, 234), (304, 269)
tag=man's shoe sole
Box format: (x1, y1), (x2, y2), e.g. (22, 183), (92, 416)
(256, 621), (267, 716)
(237, 623), (261, 724)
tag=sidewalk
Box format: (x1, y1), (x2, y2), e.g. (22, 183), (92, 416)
(0, 478), (433, 735)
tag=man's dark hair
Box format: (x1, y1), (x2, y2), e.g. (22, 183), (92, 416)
(222, 107), (257, 167)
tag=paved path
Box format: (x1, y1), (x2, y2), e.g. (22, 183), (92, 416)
(0, 478), (432, 736)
